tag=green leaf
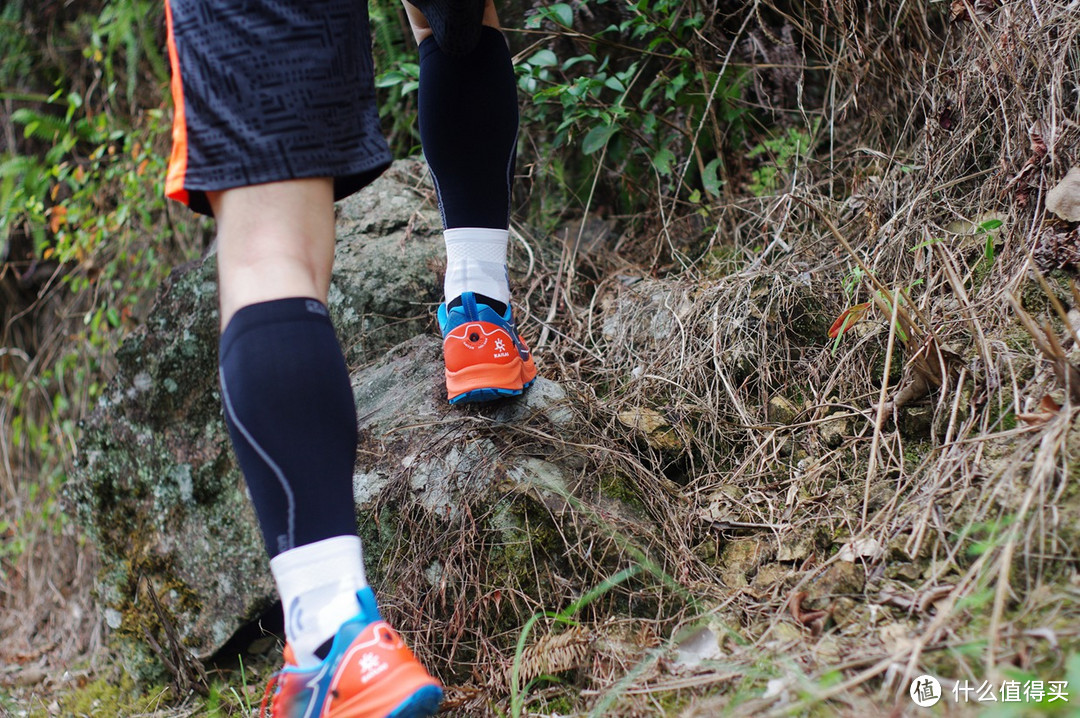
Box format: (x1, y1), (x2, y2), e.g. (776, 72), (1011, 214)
(550, 3), (573, 26)
(910, 237), (943, 251)
(528, 49), (558, 68)
(582, 124), (617, 155)
(374, 71), (407, 88)
(978, 218), (1004, 232)
(651, 148), (674, 175)
(562, 54), (596, 71)
(702, 158), (723, 197)
(604, 76), (626, 93)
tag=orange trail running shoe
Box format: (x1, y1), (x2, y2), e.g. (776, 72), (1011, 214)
(438, 291), (537, 404)
(260, 588), (443, 718)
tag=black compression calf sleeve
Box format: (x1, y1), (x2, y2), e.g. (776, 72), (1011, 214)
(218, 298), (359, 557)
(418, 26), (518, 230)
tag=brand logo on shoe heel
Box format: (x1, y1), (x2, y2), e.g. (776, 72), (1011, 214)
(358, 652), (388, 684)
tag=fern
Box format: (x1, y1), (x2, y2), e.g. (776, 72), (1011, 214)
(11, 108), (69, 144)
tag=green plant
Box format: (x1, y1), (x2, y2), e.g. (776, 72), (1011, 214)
(0, 0), (205, 619)
(978, 218), (1004, 267)
(516, 0), (749, 219)
(747, 123), (818, 197)
(510, 565), (642, 717)
(369, 0), (423, 156)
(201, 656), (258, 716)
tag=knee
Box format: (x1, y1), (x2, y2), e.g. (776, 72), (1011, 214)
(209, 180), (336, 328)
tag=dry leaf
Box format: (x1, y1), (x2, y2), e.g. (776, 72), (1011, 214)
(1047, 167), (1080, 222)
(828, 302), (872, 338)
(1019, 395), (1061, 425)
(837, 537), (884, 562)
(1032, 225), (1080, 273)
(893, 335), (963, 408)
(673, 625), (724, 670)
(48, 206), (67, 233)
(950, 0), (998, 22)
(1008, 293), (1080, 404)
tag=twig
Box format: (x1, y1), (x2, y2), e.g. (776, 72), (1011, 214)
(862, 287), (900, 526)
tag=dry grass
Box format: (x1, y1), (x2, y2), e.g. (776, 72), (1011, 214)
(502, 0), (1080, 713)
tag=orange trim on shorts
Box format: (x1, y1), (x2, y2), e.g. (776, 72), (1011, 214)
(164, 0), (190, 206)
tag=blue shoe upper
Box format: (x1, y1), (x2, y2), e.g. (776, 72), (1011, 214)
(269, 587), (441, 718)
(274, 587), (382, 710)
(439, 292), (532, 363)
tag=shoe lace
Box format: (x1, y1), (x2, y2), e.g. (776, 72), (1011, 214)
(259, 671), (282, 717)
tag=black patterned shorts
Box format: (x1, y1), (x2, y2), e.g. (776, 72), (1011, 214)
(164, 0), (392, 216)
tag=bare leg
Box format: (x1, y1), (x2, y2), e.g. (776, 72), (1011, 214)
(211, 177), (335, 328)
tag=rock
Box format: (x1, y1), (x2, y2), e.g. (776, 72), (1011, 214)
(751, 562), (791, 589)
(324, 160), (444, 365)
(765, 621), (804, 646)
(68, 161), (615, 680)
(814, 561), (866, 597)
(814, 635), (842, 664)
(720, 539), (767, 588)
(830, 596), (858, 626)
(898, 405), (934, 438)
(71, 258), (272, 667)
(616, 406), (683, 451)
(777, 530), (815, 562)
(818, 415), (849, 448)
(767, 395), (799, 425)
(597, 273), (833, 391)
(1047, 167), (1080, 222)
(886, 562), (924, 583)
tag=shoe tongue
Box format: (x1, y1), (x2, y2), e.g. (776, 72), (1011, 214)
(314, 637), (334, 661)
(447, 292), (507, 318)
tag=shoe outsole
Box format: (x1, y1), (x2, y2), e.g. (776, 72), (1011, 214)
(449, 386), (522, 404)
(449, 376), (536, 405)
(386, 684), (444, 718)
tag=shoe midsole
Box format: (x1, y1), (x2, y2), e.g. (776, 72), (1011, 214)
(445, 359), (525, 396)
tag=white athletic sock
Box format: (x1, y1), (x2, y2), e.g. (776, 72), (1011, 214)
(270, 535), (369, 667)
(444, 227), (510, 306)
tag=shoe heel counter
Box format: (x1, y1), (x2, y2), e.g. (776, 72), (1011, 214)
(443, 322), (518, 372)
(356, 587), (382, 624)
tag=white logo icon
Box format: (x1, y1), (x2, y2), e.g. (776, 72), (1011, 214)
(910, 675), (942, 707)
(358, 652), (388, 683)
(495, 338), (506, 352)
